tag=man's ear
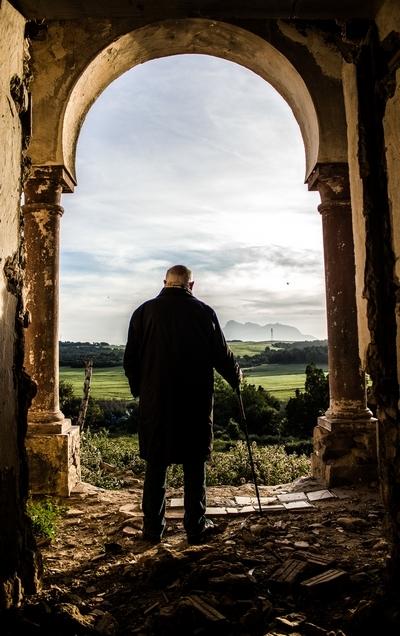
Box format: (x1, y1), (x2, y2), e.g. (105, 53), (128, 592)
(189, 281), (194, 290)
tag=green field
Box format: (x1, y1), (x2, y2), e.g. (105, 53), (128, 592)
(60, 367), (132, 400)
(228, 341), (271, 357)
(60, 361), (327, 402)
(244, 363), (328, 400)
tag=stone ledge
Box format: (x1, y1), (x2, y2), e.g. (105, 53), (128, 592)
(27, 419), (72, 435)
(318, 415), (378, 432)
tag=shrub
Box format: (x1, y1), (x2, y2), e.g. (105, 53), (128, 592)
(80, 429), (144, 489)
(60, 380), (139, 432)
(168, 441), (310, 488)
(27, 498), (63, 539)
(213, 375), (282, 437)
(80, 431), (310, 491)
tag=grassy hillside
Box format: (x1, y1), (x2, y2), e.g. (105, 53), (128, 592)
(60, 366), (131, 400)
(60, 361), (327, 402)
(228, 341), (271, 357)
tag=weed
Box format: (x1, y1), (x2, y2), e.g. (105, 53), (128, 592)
(81, 432), (310, 490)
(81, 429), (144, 488)
(26, 498), (63, 539)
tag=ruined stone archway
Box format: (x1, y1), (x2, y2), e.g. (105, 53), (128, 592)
(29, 18), (351, 184)
(61, 20), (321, 183)
(23, 17), (375, 495)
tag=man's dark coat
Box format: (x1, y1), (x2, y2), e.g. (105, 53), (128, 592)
(123, 287), (240, 464)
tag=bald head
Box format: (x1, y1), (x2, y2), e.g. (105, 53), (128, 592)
(164, 265), (194, 290)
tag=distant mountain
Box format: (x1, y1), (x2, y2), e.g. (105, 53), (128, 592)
(223, 321), (317, 342)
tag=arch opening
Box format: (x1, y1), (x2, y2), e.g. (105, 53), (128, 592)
(62, 18), (320, 183)
(60, 53), (325, 345)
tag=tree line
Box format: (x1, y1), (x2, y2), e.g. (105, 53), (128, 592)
(59, 341), (124, 367)
(237, 344), (328, 367)
(60, 340), (328, 368)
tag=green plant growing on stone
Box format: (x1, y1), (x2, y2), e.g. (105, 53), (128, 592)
(26, 498), (63, 540)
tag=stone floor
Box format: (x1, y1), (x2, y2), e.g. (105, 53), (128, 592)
(118, 477), (347, 519)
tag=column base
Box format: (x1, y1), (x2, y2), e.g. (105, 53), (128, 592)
(26, 420), (81, 496)
(311, 415), (378, 487)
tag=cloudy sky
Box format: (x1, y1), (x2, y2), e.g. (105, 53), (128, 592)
(59, 54), (325, 345)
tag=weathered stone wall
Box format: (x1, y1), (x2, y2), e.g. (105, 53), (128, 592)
(0, 0), (40, 609)
(342, 61), (370, 369)
(376, 0), (400, 40)
(342, 1), (400, 585)
(27, 16), (348, 184)
(382, 70), (400, 400)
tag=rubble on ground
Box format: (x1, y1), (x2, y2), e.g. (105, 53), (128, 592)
(2, 479), (400, 635)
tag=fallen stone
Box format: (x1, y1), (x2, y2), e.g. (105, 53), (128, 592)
(336, 516), (368, 530)
(180, 594), (227, 622)
(143, 601), (160, 616)
(118, 503), (140, 518)
(122, 526), (139, 536)
(306, 490), (336, 502)
(209, 573), (256, 596)
(94, 611), (118, 636)
(371, 539), (388, 551)
(250, 523), (271, 537)
(239, 598), (273, 630)
(269, 559), (309, 586)
(293, 541), (310, 549)
(205, 506), (228, 515)
(65, 508), (85, 517)
(119, 517), (142, 530)
(283, 500), (315, 510)
(275, 612), (306, 628)
(54, 603), (95, 630)
(350, 572), (370, 585)
(303, 621), (329, 635)
(300, 569), (349, 594)
(294, 552), (336, 570)
(277, 492), (307, 503)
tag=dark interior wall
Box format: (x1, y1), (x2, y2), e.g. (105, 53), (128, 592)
(0, 0), (40, 609)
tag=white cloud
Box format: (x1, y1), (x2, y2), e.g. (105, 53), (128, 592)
(60, 54), (325, 344)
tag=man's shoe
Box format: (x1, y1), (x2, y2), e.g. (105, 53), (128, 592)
(187, 518), (219, 545)
(142, 531), (162, 544)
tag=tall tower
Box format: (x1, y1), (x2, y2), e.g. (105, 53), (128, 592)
(271, 327), (273, 342)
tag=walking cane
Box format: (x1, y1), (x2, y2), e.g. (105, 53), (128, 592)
(236, 387), (263, 515)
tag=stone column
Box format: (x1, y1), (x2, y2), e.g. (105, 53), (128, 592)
(308, 163), (377, 486)
(23, 165), (80, 496)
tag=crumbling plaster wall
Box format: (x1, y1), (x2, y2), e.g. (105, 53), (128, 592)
(0, 0), (25, 479)
(377, 0), (400, 402)
(28, 15), (348, 186)
(342, 2), (400, 388)
(383, 70), (400, 397)
(0, 0), (39, 608)
(342, 61), (370, 369)
(376, 0), (400, 40)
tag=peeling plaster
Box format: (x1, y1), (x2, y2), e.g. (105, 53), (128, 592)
(277, 20), (342, 81)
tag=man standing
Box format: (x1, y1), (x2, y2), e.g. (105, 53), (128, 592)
(124, 265), (241, 544)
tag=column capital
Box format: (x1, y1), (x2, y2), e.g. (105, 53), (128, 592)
(25, 164), (76, 200)
(307, 162), (350, 203)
